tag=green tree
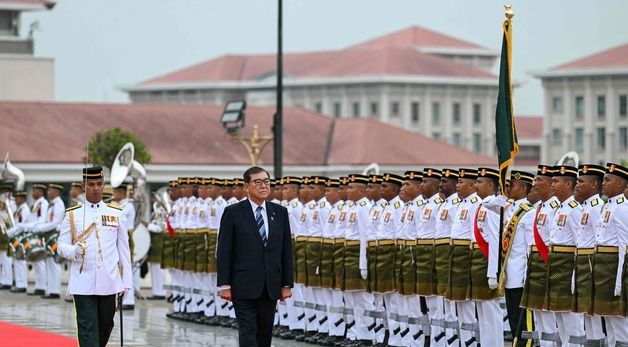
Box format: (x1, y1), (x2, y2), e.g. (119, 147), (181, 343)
(87, 128), (151, 167)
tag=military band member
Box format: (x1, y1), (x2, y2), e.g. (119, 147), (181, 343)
(521, 165), (560, 347)
(593, 163), (628, 345)
(573, 164), (605, 345)
(0, 183), (15, 291)
(5, 189), (29, 292)
(112, 185), (137, 310)
(28, 183), (66, 298)
(57, 166), (132, 347)
(416, 168), (445, 346)
(469, 168), (503, 347)
(26, 183), (48, 295)
(448, 168), (481, 347)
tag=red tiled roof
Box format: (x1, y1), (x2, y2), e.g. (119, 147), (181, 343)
(515, 116), (543, 140)
(348, 26), (486, 50)
(0, 101), (494, 167)
(141, 47), (495, 86)
(552, 43), (628, 71)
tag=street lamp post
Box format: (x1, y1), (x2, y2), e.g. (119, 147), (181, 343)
(221, 100), (274, 166)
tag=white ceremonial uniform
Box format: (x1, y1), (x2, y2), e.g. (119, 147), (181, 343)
(299, 199), (319, 333)
(286, 197), (306, 332)
(450, 193), (481, 347)
(576, 194), (604, 343)
(181, 196), (198, 313)
(31, 196), (65, 295)
(547, 196), (585, 346)
(117, 199), (137, 307)
(504, 198), (534, 289)
(5, 202), (30, 289)
(473, 195), (504, 347)
(57, 202), (133, 296)
(594, 194), (628, 345)
(416, 192), (445, 346)
(25, 195), (49, 291)
(343, 196), (375, 343)
(312, 197), (332, 335)
(0, 197), (17, 288)
(325, 199), (346, 338)
(146, 218), (167, 297)
(367, 198), (387, 343)
(226, 196), (240, 319)
(194, 196), (212, 317)
(211, 195), (229, 318)
(170, 196), (185, 313)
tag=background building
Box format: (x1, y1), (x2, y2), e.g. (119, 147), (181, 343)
(536, 43), (628, 164)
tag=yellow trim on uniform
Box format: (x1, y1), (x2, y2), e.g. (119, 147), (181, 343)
(322, 238), (335, 245)
(376, 240), (396, 246)
(345, 240), (361, 246)
(296, 236), (308, 242)
(306, 237), (322, 242)
(434, 237), (450, 245)
(417, 239), (434, 246)
(451, 239), (471, 246)
(368, 240), (378, 247)
(596, 246), (619, 253)
(471, 243), (481, 249)
(550, 245), (576, 253)
(404, 240), (417, 246)
(530, 245), (539, 253)
(576, 248), (594, 255)
(209, 229), (218, 235)
(333, 238), (345, 244)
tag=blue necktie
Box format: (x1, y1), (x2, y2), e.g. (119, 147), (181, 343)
(255, 206), (268, 246)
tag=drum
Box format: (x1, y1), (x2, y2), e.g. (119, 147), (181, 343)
(9, 231), (25, 260)
(45, 232), (64, 264)
(132, 224), (151, 267)
(22, 233), (46, 262)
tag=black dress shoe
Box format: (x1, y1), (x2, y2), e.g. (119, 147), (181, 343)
(0, 285), (11, 290)
(41, 293), (60, 299)
(146, 295), (166, 300)
(10, 287), (26, 293)
(296, 330), (315, 342)
(279, 329), (298, 340)
(28, 289), (45, 296)
(122, 304), (135, 310)
(205, 316), (221, 326)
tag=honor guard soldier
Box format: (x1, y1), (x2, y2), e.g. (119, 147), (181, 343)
(166, 179), (185, 318)
(211, 179), (231, 325)
(70, 182), (85, 207)
(29, 183), (66, 298)
(448, 168), (481, 347)
(545, 166), (585, 345)
(145, 189), (166, 301)
(433, 169), (461, 345)
(396, 171), (427, 347)
(573, 164), (605, 345)
(57, 166), (132, 347)
(521, 165), (560, 347)
(416, 168), (445, 346)
(25, 183), (49, 295)
(593, 163), (628, 345)
(469, 168), (504, 347)
(179, 177), (199, 319)
(111, 185), (137, 310)
(161, 180), (178, 301)
(5, 189), (29, 292)
(498, 170), (536, 346)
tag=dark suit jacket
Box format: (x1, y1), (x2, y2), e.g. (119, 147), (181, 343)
(216, 199), (294, 300)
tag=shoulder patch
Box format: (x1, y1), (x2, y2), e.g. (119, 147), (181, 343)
(291, 202), (298, 208)
(549, 201), (559, 209)
(381, 201), (388, 208)
(470, 196), (479, 203)
(452, 197), (461, 205)
(417, 200), (425, 207)
(66, 205), (81, 212)
(434, 197), (443, 204)
(591, 198), (599, 207)
(394, 201), (401, 209)
(359, 200), (367, 207)
(216, 200), (224, 205)
(618, 197), (625, 204)
(107, 203), (123, 211)
(319, 201), (326, 208)
(309, 203), (316, 209)
(520, 203), (532, 212)
(568, 201), (579, 208)
(348, 201), (355, 207)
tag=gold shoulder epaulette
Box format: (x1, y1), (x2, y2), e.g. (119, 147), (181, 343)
(470, 196), (479, 203)
(216, 200), (224, 205)
(508, 198), (515, 203)
(319, 201), (326, 208)
(107, 203), (123, 211)
(359, 200), (367, 207)
(434, 197), (443, 204)
(520, 203), (532, 212)
(394, 201), (401, 209)
(309, 203), (316, 209)
(452, 197), (461, 205)
(591, 198), (599, 207)
(549, 201), (559, 209)
(66, 205), (81, 212)
(618, 197), (625, 204)
(291, 202), (298, 208)
(417, 200), (425, 207)
(568, 200), (579, 208)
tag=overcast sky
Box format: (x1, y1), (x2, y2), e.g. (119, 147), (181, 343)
(22, 0), (628, 115)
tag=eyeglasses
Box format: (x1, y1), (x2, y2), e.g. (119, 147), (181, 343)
(250, 179), (271, 187)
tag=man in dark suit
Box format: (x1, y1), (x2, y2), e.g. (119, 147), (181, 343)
(217, 166), (294, 347)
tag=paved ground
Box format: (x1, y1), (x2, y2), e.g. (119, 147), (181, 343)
(0, 286), (311, 347)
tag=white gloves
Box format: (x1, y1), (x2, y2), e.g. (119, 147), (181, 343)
(571, 278), (575, 295)
(488, 277), (498, 289)
(360, 269), (368, 280)
(484, 195), (509, 213)
(147, 221), (161, 233)
(73, 243), (86, 258)
(615, 286), (622, 297)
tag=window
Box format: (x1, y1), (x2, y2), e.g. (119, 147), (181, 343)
(452, 103), (461, 125)
(370, 102), (379, 118)
(391, 102), (400, 117)
(597, 96), (606, 119)
(552, 129), (562, 145)
(597, 127), (606, 150)
(620, 95), (627, 118)
(452, 133), (461, 146)
(432, 102), (441, 125)
(552, 97), (563, 113)
(333, 102), (342, 118)
(473, 103), (481, 124)
(0, 11), (16, 36)
(575, 128), (584, 152)
(411, 102), (420, 123)
(352, 102), (360, 118)
(473, 133), (482, 152)
(575, 96), (584, 120)
(432, 132), (441, 140)
(620, 127), (628, 151)
(315, 102), (322, 113)
(518, 145), (540, 161)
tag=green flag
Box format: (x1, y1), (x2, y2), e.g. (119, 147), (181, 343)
(495, 18), (518, 195)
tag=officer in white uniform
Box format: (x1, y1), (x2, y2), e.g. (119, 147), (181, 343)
(24, 183), (49, 295)
(6, 190), (30, 292)
(112, 185), (136, 309)
(57, 166), (132, 347)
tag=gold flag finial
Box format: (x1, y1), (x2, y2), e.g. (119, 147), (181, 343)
(504, 4), (514, 19)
